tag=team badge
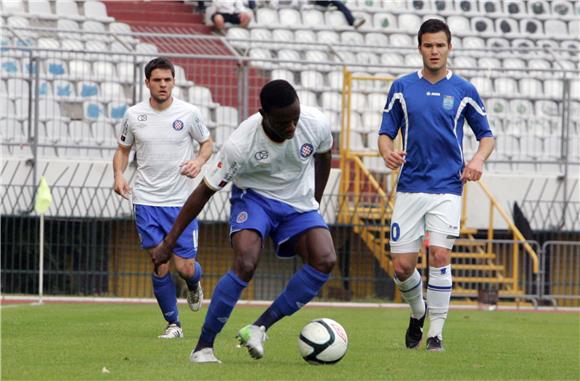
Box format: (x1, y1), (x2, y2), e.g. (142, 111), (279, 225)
(172, 119), (184, 131)
(300, 143), (314, 158)
(255, 150), (269, 161)
(137, 114), (147, 121)
(236, 211), (248, 223)
(443, 95), (454, 111)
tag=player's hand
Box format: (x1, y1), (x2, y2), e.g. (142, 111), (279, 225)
(150, 240), (173, 266)
(180, 160), (203, 178)
(114, 177), (131, 200)
(461, 155), (484, 183)
(384, 150), (406, 170)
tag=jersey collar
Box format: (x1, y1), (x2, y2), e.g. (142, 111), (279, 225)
(417, 70), (453, 80)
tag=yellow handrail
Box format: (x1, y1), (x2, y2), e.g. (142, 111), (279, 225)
(477, 180), (540, 273)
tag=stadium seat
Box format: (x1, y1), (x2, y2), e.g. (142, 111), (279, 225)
(136, 43), (159, 61)
(304, 50), (330, 71)
(471, 16), (494, 34)
(109, 22), (137, 44)
(397, 13), (422, 33)
(496, 17), (519, 34)
(100, 82), (126, 103)
(38, 99), (63, 122)
(470, 77), (493, 97)
(519, 78), (543, 96)
(544, 19), (568, 36)
(551, 0), (573, 16)
(326, 10), (350, 28)
(341, 31), (364, 46)
(373, 12), (397, 30)
(250, 48), (274, 69)
(82, 21), (110, 42)
(271, 69), (295, 84)
(318, 30), (340, 45)
(0, 96), (15, 118)
(69, 59), (93, 79)
(2, 0), (25, 13)
(83, 1), (113, 21)
(296, 90), (318, 107)
(462, 36), (486, 50)
(327, 71), (343, 90)
(510, 99), (534, 117)
(300, 70), (325, 90)
(321, 91), (342, 112)
(53, 80), (75, 99)
(543, 79), (563, 99)
(57, 19), (81, 40)
(277, 49), (301, 70)
(479, 57), (501, 71)
(55, 0), (81, 18)
(529, 0), (550, 15)
(6, 78), (28, 98)
(365, 32), (389, 47)
(366, 94), (386, 112)
(256, 8), (279, 27)
(520, 18), (543, 36)
(279, 8), (302, 28)
(173, 65), (191, 86)
(116, 62), (135, 84)
(503, 0), (526, 15)
(447, 15), (471, 35)
(93, 61), (116, 82)
(83, 101), (105, 121)
(487, 37), (510, 49)
(486, 98), (510, 115)
(569, 20), (580, 37)
(28, 0), (53, 16)
(302, 9), (325, 28)
(389, 34), (413, 47)
(250, 28), (272, 47)
(535, 100), (560, 118)
(356, 52), (380, 66)
(91, 121), (116, 147)
(479, 0), (499, 14)
(215, 106), (239, 127)
(404, 54), (423, 69)
(571, 80), (580, 100)
(294, 30), (317, 49)
(188, 86), (216, 108)
(226, 27), (250, 50)
(1, 57), (20, 77)
(44, 120), (69, 145)
(78, 81), (99, 99)
(494, 77), (518, 96)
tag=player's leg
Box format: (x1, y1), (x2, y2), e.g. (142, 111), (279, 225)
(170, 213), (203, 312)
(135, 205), (182, 338)
(191, 187), (270, 362)
(211, 13), (225, 33)
(424, 194), (461, 352)
(389, 192), (428, 348)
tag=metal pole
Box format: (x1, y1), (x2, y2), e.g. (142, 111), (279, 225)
(559, 77), (571, 229)
(38, 213), (45, 304)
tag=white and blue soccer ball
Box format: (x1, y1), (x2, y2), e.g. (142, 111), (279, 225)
(298, 318), (348, 365)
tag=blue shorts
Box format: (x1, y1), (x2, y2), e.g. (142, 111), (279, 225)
(134, 204), (198, 259)
(229, 186), (328, 258)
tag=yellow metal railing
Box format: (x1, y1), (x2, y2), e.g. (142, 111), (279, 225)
(339, 66), (540, 296)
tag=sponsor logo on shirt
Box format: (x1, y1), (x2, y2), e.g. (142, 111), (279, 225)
(172, 119), (184, 131)
(254, 150), (269, 161)
(236, 211), (248, 223)
(300, 143), (314, 158)
(426, 91), (441, 96)
(137, 114), (147, 121)
(217, 161), (223, 169)
(443, 95), (455, 110)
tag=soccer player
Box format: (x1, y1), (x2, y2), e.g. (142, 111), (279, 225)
(378, 19), (495, 351)
(113, 57), (214, 339)
(150, 79), (336, 363)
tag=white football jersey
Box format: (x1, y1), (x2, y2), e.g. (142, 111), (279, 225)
(119, 97), (211, 206)
(205, 106), (333, 212)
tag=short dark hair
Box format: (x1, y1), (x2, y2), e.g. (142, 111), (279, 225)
(418, 19), (451, 45)
(144, 57), (175, 80)
(260, 80), (298, 113)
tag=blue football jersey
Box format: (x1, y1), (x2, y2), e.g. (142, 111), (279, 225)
(379, 70), (494, 196)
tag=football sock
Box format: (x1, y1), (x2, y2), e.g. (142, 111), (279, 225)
(152, 272), (179, 325)
(254, 264), (329, 330)
(195, 271), (247, 351)
(427, 265), (452, 339)
(185, 261), (203, 291)
(394, 269), (425, 319)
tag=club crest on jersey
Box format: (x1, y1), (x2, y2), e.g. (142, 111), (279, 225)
(236, 211), (248, 223)
(443, 95), (455, 111)
(172, 119), (184, 131)
(137, 114), (147, 121)
(300, 143), (314, 158)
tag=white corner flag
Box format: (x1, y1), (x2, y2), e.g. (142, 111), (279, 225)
(35, 176), (52, 305)
(35, 176), (52, 215)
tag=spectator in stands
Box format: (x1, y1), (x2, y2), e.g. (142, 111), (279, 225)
(208, 0), (253, 35)
(315, 1), (365, 29)
(378, 19), (495, 352)
(113, 57), (214, 340)
(150, 80), (336, 363)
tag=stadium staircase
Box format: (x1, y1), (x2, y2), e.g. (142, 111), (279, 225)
(103, 0), (268, 111)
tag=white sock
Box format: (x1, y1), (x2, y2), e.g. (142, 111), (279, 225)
(427, 265), (452, 340)
(394, 269), (425, 319)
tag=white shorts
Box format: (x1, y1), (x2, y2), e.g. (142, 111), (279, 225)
(389, 192), (462, 254)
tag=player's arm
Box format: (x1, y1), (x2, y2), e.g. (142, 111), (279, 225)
(113, 145), (131, 199)
(180, 137), (214, 178)
(314, 150), (332, 205)
(151, 180), (217, 266)
(461, 137), (495, 183)
(378, 135), (406, 170)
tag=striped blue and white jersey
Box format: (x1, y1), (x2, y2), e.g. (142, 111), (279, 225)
(379, 70), (493, 196)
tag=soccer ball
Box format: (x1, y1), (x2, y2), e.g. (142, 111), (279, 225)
(298, 318), (348, 365)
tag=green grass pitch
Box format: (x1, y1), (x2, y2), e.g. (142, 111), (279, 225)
(2, 303), (579, 380)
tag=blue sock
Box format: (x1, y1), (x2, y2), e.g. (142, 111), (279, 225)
(185, 261), (203, 291)
(152, 272), (179, 325)
(196, 271), (247, 350)
(255, 264), (329, 330)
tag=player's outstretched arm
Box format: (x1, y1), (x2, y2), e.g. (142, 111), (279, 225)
(461, 136), (495, 183)
(150, 181), (217, 266)
(314, 150), (332, 205)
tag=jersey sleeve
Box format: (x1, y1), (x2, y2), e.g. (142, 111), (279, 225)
(189, 107), (211, 143)
(378, 80), (405, 139)
(465, 84), (494, 140)
(316, 111), (333, 153)
(204, 141), (244, 191)
(118, 111), (134, 147)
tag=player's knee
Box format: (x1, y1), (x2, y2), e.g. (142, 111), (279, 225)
(393, 260), (415, 281)
(429, 247), (450, 267)
(234, 255), (258, 281)
(154, 262), (170, 277)
(310, 248), (336, 274)
(213, 15), (225, 28)
(175, 261), (195, 279)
